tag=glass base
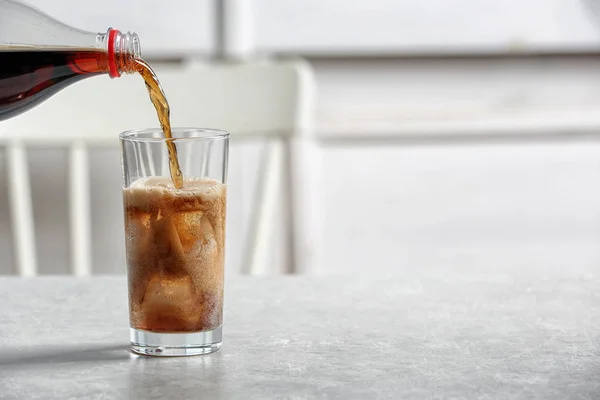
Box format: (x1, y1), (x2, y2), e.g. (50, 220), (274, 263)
(130, 326), (222, 357)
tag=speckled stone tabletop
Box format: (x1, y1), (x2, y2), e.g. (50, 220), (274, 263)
(1, 269), (599, 399)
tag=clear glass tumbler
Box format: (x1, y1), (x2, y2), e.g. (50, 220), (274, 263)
(120, 128), (229, 356)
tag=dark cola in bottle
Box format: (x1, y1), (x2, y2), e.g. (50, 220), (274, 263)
(0, 0), (182, 186)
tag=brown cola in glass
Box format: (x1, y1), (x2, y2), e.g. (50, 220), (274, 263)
(124, 177), (226, 334)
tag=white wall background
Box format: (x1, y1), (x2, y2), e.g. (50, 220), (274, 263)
(20, 0), (600, 56)
(254, 0), (600, 54)
(320, 140), (600, 275)
(3, 0), (600, 274)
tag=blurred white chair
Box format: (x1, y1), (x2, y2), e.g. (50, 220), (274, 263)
(0, 59), (316, 276)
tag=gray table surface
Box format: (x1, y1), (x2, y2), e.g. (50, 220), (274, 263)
(1, 268), (599, 400)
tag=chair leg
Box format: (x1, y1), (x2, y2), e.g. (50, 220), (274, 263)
(243, 138), (283, 275)
(7, 143), (37, 276)
(69, 142), (92, 276)
(284, 135), (321, 274)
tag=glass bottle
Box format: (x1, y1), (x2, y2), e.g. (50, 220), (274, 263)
(0, 0), (141, 120)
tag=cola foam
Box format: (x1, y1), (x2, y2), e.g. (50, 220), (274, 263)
(124, 176), (226, 333)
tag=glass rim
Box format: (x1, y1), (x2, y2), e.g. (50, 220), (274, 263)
(119, 127), (230, 143)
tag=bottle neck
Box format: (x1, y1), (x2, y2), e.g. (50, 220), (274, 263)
(98, 28), (141, 78)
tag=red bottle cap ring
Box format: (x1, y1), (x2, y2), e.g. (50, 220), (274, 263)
(107, 28), (120, 78)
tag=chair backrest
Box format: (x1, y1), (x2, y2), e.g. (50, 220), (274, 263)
(0, 59), (314, 276)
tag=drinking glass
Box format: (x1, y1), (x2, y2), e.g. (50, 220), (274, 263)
(120, 128), (229, 356)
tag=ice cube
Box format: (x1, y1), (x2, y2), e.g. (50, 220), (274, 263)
(181, 214), (219, 264)
(199, 214), (216, 239)
(173, 211), (203, 252)
(140, 274), (201, 331)
(149, 215), (185, 261)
